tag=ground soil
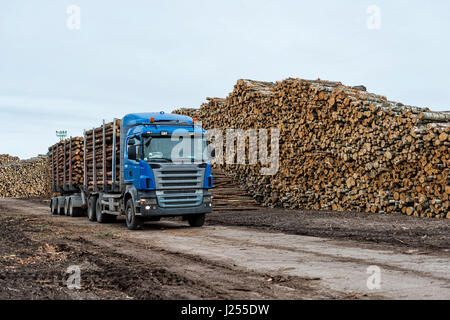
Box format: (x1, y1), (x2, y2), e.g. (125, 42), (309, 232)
(207, 208), (450, 251)
(0, 198), (449, 300)
(0, 199), (348, 300)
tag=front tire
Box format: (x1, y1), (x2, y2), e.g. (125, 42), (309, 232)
(125, 199), (143, 230)
(188, 214), (205, 227)
(87, 196), (97, 221)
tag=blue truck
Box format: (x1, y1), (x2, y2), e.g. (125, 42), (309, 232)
(49, 112), (214, 230)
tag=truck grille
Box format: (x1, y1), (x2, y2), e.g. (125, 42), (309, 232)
(155, 189), (203, 208)
(153, 164), (205, 208)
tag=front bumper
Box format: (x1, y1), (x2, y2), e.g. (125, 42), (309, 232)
(137, 203), (212, 217)
(136, 190), (213, 217)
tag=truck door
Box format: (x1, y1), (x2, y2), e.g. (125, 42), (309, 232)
(124, 135), (141, 186)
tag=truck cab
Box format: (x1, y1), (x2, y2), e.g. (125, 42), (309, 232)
(120, 112), (213, 229)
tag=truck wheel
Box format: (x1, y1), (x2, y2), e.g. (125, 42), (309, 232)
(188, 214), (205, 227)
(58, 198), (65, 215)
(87, 196), (97, 221)
(51, 199), (58, 215)
(64, 199), (71, 216)
(69, 199), (80, 217)
(96, 197), (108, 223)
(125, 199), (143, 230)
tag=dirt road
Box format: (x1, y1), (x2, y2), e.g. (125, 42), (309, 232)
(1, 198), (449, 300)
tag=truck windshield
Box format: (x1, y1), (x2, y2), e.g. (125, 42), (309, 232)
(143, 136), (208, 163)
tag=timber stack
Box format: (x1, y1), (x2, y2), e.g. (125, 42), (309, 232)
(211, 168), (261, 211)
(0, 154), (20, 166)
(48, 137), (84, 191)
(174, 78), (450, 218)
(0, 155), (50, 198)
(84, 119), (121, 191)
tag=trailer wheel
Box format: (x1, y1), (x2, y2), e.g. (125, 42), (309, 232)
(69, 199), (81, 217)
(58, 198), (65, 215)
(96, 197), (109, 223)
(125, 199), (143, 230)
(51, 199), (58, 215)
(187, 214), (205, 227)
(87, 196), (97, 221)
(64, 199), (71, 216)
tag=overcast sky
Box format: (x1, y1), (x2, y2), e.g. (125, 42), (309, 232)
(1, 0), (449, 159)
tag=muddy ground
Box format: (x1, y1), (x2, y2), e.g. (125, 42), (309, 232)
(208, 208), (450, 251)
(0, 199), (348, 300)
(0, 198), (449, 300)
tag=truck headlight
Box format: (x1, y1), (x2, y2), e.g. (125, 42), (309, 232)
(203, 196), (212, 203)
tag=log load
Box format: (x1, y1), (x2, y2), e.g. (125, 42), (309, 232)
(84, 119), (121, 191)
(174, 78), (450, 219)
(0, 155), (51, 198)
(48, 137), (84, 191)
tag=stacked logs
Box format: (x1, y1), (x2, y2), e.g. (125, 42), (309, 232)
(0, 154), (20, 166)
(211, 169), (261, 211)
(174, 78), (450, 218)
(0, 155), (51, 198)
(48, 137), (84, 191)
(85, 120), (121, 191)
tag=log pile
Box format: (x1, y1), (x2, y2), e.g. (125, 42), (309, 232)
(174, 78), (450, 219)
(0, 155), (51, 198)
(48, 137), (84, 191)
(211, 169), (261, 211)
(0, 154), (20, 166)
(85, 120), (121, 191)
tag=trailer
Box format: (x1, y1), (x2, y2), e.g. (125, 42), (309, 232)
(49, 112), (214, 230)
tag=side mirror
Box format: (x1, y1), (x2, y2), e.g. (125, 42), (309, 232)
(128, 145), (137, 161)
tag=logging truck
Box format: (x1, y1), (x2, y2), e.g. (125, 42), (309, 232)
(49, 112), (214, 230)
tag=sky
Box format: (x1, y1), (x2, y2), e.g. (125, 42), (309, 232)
(0, 0), (449, 159)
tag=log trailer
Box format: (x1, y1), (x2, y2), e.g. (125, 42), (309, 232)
(49, 112), (214, 230)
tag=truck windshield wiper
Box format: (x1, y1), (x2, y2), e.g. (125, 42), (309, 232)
(148, 158), (172, 163)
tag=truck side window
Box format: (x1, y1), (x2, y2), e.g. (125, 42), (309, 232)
(128, 136), (142, 160)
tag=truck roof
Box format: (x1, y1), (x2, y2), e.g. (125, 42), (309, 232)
(122, 112), (194, 128)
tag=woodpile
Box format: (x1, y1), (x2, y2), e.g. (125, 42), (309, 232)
(84, 120), (121, 191)
(174, 78), (450, 219)
(0, 155), (51, 198)
(211, 169), (260, 211)
(0, 154), (20, 166)
(48, 137), (84, 191)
